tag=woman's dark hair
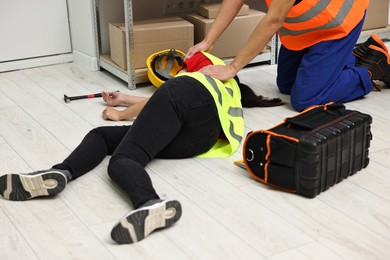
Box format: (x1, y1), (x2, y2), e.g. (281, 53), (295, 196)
(234, 76), (285, 108)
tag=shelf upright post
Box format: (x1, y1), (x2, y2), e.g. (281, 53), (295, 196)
(92, 0), (101, 71)
(270, 34), (279, 65)
(270, 35), (278, 65)
(124, 0), (136, 90)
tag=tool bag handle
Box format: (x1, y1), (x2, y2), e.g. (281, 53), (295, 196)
(284, 103), (346, 131)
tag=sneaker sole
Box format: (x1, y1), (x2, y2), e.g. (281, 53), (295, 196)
(111, 200), (182, 244)
(0, 171), (67, 201)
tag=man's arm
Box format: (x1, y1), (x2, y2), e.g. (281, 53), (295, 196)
(198, 0), (296, 80)
(230, 0), (295, 73)
(186, 0), (245, 58)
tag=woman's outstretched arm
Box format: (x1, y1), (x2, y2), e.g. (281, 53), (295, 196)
(101, 91), (150, 121)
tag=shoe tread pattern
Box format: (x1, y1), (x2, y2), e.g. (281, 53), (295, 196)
(111, 200), (182, 244)
(0, 171), (66, 201)
(0, 174), (30, 200)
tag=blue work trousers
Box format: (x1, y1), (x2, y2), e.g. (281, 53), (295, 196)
(277, 16), (372, 111)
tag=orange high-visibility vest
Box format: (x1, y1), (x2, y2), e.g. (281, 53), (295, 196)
(265, 0), (370, 50)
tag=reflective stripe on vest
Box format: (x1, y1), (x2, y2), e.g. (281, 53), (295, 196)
(175, 52), (244, 158)
(265, 0), (369, 50)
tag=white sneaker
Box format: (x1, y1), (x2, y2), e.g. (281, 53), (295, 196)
(111, 199), (182, 244)
(0, 169), (68, 201)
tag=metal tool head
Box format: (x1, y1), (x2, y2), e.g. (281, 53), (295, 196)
(64, 94), (71, 103)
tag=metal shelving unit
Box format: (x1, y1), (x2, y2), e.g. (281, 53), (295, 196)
(93, 0), (137, 89)
(92, 0), (279, 89)
(93, 1), (390, 90)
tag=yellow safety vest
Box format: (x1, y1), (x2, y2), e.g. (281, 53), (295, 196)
(266, 0), (369, 50)
(175, 52), (244, 158)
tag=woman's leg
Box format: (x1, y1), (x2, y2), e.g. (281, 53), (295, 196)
(108, 76), (220, 244)
(54, 125), (130, 179)
(0, 125), (130, 200)
(108, 76), (220, 208)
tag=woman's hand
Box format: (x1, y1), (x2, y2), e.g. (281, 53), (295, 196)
(102, 91), (123, 107)
(102, 106), (122, 121)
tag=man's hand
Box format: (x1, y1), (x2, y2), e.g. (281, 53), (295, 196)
(186, 40), (212, 59)
(198, 64), (237, 81)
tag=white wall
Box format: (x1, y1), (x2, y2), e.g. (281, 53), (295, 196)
(67, 0), (97, 70)
(0, 0), (73, 72)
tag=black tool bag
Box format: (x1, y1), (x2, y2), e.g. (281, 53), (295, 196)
(243, 103), (372, 198)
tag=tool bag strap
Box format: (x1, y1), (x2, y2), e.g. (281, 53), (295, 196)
(284, 103), (346, 131)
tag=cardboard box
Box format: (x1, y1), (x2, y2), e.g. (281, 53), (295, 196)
(362, 0), (389, 30)
(109, 17), (193, 70)
(185, 9), (266, 58)
(197, 3), (249, 19)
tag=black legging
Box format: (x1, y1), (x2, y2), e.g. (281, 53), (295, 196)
(53, 76), (221, 208)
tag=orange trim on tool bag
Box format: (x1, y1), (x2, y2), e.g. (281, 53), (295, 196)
(261, 130), (300, 143)
(283, 102), (335, 122)
(282, 102), (335, 127)
(323, 102), (335, 110)
(264, 135), (271, 183)
(242, 102), (336, 194)
(266, 103), (334, 130)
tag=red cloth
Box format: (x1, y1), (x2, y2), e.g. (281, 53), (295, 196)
(181, 52), (212, 72)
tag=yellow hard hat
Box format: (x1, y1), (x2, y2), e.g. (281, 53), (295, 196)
(146, 49), (185, 87)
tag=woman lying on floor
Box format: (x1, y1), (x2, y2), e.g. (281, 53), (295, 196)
(0, 51), (283, 244)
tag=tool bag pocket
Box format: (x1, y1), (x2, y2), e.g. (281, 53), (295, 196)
(244, 128), (298, 192)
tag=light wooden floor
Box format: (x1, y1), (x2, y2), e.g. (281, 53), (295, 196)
(0, 61), (390, 260)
